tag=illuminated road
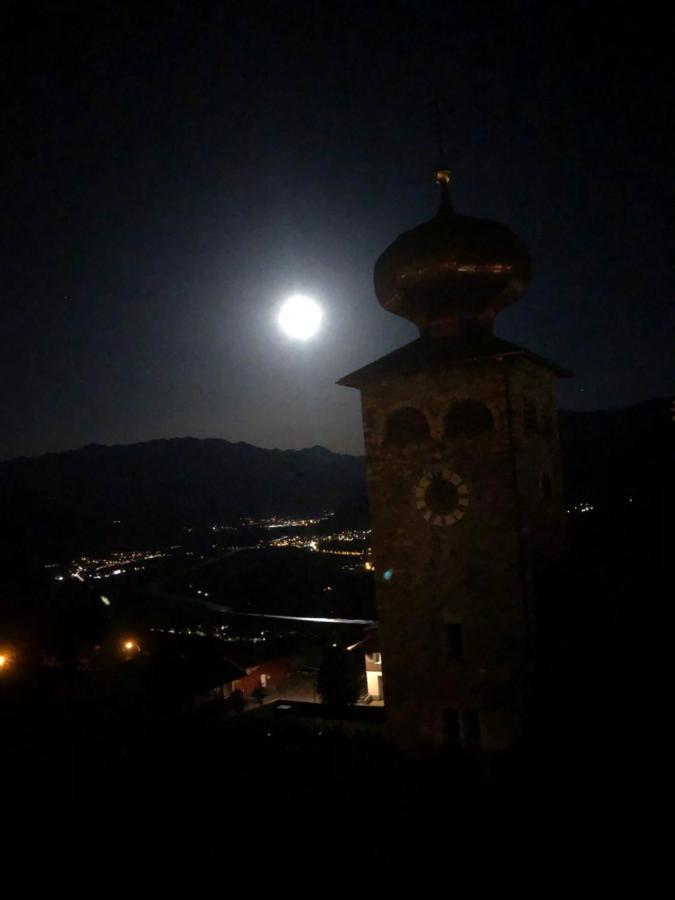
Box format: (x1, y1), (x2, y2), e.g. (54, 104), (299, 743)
(197, 604), (375, 626)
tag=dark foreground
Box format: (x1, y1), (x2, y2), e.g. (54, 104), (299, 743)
(2, 691), (635, 889)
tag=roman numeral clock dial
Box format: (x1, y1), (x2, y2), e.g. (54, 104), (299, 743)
(414, 469), (469, 526)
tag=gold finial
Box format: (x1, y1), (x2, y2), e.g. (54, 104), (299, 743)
(435, 168), (451, 185)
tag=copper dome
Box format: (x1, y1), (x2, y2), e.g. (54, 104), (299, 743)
(374, 175), (531, 337)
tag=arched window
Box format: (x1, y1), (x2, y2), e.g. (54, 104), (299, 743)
(384, 407), (431, 445)
(444, 400), (494, 439)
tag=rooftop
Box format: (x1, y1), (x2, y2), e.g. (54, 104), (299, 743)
(338, 334), (571, 389)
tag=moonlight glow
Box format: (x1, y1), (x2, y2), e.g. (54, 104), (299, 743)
(278, 295), (323, 340)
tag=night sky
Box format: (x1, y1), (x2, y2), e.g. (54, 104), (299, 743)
(2, 1), (672, 460)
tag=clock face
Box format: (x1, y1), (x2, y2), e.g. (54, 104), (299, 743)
(414, 468), (469, 526)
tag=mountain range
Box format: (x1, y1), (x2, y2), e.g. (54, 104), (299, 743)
(0, 439), (365, 564)
(0, 397), (670, 565)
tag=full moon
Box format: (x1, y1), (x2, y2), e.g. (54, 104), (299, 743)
(278, 294), (323, 340)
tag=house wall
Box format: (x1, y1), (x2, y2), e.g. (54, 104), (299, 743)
(366, 670), (382, 699)
(195, 683), (234, 707)
(365, 652), (383, 699)
(233, 657), (290, 697)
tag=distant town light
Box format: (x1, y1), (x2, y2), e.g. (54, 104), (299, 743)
(100, 595), (111, 606)
(0, 654), (8, 669)
(566, 501), (595, 514)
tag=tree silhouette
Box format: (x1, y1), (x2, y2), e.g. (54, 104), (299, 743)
(317, 645), (362, 707)
(230, 688), (245, 713)
(251, 683), (267, 705)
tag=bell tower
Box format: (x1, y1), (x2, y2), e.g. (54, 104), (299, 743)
(339, 170), (569, 752)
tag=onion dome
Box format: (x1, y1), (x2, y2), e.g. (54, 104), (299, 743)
(374, 170), (531, 337)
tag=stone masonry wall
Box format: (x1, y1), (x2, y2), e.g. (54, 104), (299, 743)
(358, 354), (565, 752)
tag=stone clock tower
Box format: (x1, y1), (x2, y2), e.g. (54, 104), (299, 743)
(339, 170), (568, 752)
